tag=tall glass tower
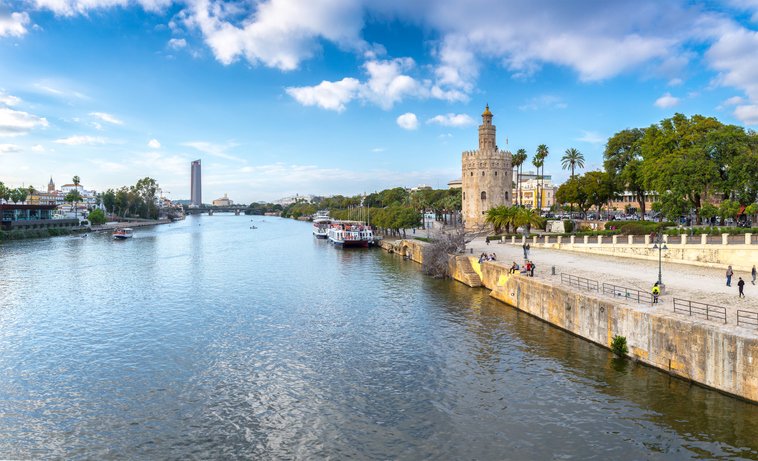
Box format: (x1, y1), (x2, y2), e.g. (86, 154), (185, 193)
(191, 159), (202, 206)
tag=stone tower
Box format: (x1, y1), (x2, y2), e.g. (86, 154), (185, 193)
(461, 105), (513, 230)
(48, 177), (55, 193)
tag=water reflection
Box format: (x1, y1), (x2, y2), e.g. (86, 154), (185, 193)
(0, 216), (755, 460)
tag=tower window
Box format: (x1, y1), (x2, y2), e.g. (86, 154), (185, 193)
(482, 171), (485, 176)
(505, 191), (509, 200)
(463, 192), (465, 200)
(470, 172), (473, 176)
(495, 171), (497, 176)
(481, 191), (486, 200)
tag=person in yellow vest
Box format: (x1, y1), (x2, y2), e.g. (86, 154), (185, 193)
(652, 282), (660, 304)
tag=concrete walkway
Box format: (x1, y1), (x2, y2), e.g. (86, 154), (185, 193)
(464, 235), (758, 334)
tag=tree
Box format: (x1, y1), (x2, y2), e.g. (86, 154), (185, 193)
(65, 189), (83, 216)
(9, 187), (27, 204)
(27, 185), (35, 204)
(581, 171), (616, 217)
(513, 207), (544, 236)
(534, 144), (549, 211)
(604, 128), (649, 219)
(561, 148), (585, 178)
(485, 205), (516, 234)
(556, 177), (591, 216)
(512, 148), (528, 206)
(88, 208), (107, 225)
(0, 182), (8, 202)
(640, 114), (723, 224)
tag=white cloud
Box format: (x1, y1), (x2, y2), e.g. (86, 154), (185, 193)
(0, 107), (49, 136)
(668, 78), (683, 86)
(168, 37), (187, 49)
(287, 57), (465, 111)
(0, 143), (21, 153)
(286, 77), (360, 112)
(733, 104), (758, 125)
(182, 0), (366, 70)
(723, 96), (744, 106)
(0, 91), (21, 106)
(148, 138), (161, 148)
(0, 11), (30, 37)
(518, 95), (567, 111)
(427, 113), (474, 127)
(54, 135), (107, 145)
(576, 131), (605, 144)
(31, 144), (45, 152)
(371, 147), (385, 152)
(654, 92), (680, 108)
(183, 140), (244, 161)
(90, 111), (123, 125)
(31, 0), (170, 16)
(396, 112), (418, 130)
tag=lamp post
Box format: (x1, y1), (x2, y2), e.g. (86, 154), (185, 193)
(652, 233), (668, 292)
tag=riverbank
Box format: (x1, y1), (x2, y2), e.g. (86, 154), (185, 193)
(90, 218), (173, 233)
(381, 238), (758, 404)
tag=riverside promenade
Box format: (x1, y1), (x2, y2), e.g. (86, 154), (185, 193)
(384, 234), (758, 402)
(466, 236), (758, 329)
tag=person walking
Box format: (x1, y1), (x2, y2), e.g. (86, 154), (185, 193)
(652, 282), (660, 304)
(522, 242), (528, 259)
(752, 265), (757, 285)
(726, 265), (734, 287)
(738, 277), (745, 298)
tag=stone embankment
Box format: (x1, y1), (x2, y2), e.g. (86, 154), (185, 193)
(381, 238), (758, 404)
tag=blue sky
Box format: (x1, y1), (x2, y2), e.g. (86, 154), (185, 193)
(1, 0), (757, 203)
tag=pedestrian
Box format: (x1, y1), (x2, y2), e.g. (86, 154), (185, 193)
(486, 237), (490, 246)
(752, 265), (757, 285)
(529, 260), (535, 277)
(522, 242), (528, 259)
(738, 277), (745, 298)
(652, 282), (660, 304)
(526, 242), (531, 258)
(726, 265), (734, 287)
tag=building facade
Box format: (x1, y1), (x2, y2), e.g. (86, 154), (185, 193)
(191, 159), (202, 207)
(212, 193), (233, 207)
(515, 178), (558, 211)
(461, 105), (513, 230)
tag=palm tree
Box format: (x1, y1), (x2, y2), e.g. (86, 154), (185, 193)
(27, 185), (35, 204)
(72, 175), (81, 218)
(513, 207), (545, 237)
(512, 148), (528, 206)
(485, 205), (516, 235)
(536, 145), (549, 211)
(561, 148), (585, 178)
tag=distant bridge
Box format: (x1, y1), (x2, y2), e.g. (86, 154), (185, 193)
(185, 206), (248, 215)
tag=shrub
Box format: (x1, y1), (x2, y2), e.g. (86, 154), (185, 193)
(88, 209), (107, 225)
(611, 335), (628, 357)
(563, 220), (574, 233)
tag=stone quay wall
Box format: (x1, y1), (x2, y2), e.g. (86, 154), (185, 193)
(382, 239), (758, 404)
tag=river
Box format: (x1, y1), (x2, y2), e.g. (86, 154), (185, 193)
(0, 215), (756, 459)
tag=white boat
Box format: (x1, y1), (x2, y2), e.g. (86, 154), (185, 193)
(112, 228), (134, 240)
(327, 221), (374, 248)
(312, 210), (331, 239)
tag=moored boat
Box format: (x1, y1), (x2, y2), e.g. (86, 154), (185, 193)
(327, 220), (374, 248)
(312, 210), (331, 239)
(112, 228), (134, 240)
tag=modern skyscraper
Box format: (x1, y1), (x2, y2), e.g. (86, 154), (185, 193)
(191, 159), (202, 206)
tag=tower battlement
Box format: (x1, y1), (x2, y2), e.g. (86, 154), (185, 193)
(460, 105), (513, 230)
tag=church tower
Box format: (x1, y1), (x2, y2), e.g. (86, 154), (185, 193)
(48, 177), (55, 193)
(461, 105), (513, 230)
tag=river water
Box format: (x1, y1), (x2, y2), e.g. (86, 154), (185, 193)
(0, 215), (756, 460)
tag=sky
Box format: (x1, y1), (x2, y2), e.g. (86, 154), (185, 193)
(1, 0), (758, 203)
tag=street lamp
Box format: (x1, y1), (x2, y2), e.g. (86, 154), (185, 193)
(652, 233), (668, 291)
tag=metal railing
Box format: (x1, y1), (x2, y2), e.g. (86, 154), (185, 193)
(602, 283), (653, 304)
(560, 273), (599, 292)
(673, 298), (727, 323)
(737, 310), (758, 328)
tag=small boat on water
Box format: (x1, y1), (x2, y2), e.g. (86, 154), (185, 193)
(327, 220), (374, 248)
(112, 228), (134, 240)
(312, 210), (331, 239)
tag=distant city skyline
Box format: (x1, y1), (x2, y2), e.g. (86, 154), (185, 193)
(1, 1), (757, 202)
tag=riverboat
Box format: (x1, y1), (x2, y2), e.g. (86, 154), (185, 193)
(312, 210), (331, 239)
(112, 228), (134, 240)
(327, 220), (374, 248)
